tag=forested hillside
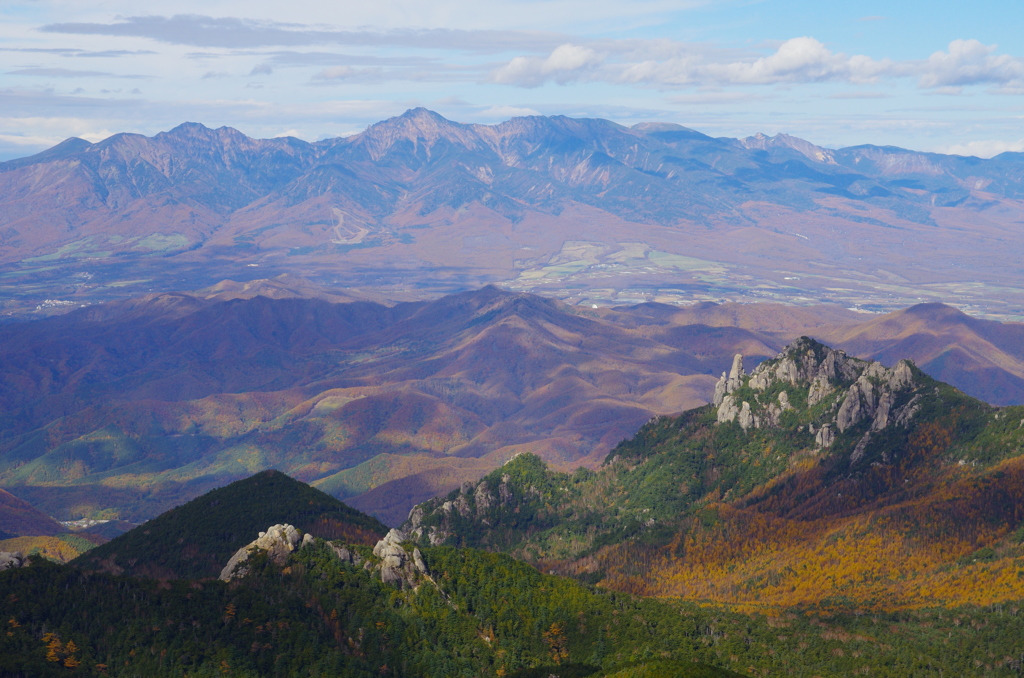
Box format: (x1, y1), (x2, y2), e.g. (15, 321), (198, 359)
(5, 535), (1024, 676)
(407, 338), (1024, 609)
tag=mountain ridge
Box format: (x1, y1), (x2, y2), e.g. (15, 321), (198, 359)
(3, 284), (1024, 528)
(405, 336), (1024, 610)
(4, 108), (1024, 320)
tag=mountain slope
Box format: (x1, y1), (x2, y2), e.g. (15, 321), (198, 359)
(4, 285), (1024, 527)
(72, 470), (386, 579)
(817, 303), (1024, 405)
(407, 338), (1024, 609)
(0, 488), (63, 538)
(3, 491), (1023, 677)
(0, 286), (778, 525)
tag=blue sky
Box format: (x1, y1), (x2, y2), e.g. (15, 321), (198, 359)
(1, 0), (1022, 160)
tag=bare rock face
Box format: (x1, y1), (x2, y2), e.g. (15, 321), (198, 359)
(219, 524), (311, 582)
(727, 354), (745, 393)
(371, 528), (429, 588)
(807, 374), (833, 406)
(717, 394), (740, 424)
(713, 373), (728, 406)
(474, 482), (494, 517)
(0, 551), (25, 570)
(714, 338), (921, 453)
(814, 424), (835, 449)
(738, 401), (754, 431)
(498, 474), (513, 504)
(329, 544), (364, 567)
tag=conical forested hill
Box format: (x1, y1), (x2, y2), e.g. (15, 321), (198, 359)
(72, 469), (386, 579)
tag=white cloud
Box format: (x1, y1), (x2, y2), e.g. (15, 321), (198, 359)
(498, 37), (895, 88)
(937, 138), (1024, 158)
(0, 132), (66, 147)
(707, 37), (859, 84)
(491, 37), (1024, 92)
(40, 15), (569, 54)
(918, 39), (1024, 89)
(490, 43), (601, 87)
(311, 65), (386, 81)
(478, 105), (541, 117)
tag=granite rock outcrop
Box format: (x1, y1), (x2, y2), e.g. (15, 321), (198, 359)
(219, 524), (313, 581)
(0, 551), (26, 570)
(714, 337), (922, 457)
(370, 528), (429, 589)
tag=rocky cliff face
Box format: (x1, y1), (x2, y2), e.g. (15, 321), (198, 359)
(219, 523), (431, 590)
(713, 337), (923, 465)
(406, 471), (520, 548)
(371, 528), (429, 589)
(219, 524), (313, 581)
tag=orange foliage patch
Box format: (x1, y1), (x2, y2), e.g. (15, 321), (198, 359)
(598, 456), (1024, 611)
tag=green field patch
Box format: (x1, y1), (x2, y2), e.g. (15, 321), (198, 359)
(647, 251), (728, 271)
(104, 279), (151, 288)
(21, 238), (97, 263)
(132, 233), (189, 252)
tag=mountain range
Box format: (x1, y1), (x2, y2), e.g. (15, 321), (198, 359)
(2, 109), (1024, 320)
(2, 283), (1024, 529)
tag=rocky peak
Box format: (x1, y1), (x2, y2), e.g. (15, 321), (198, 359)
(406, 467), (517, 547)
(713, 337), (922, 451)
(349, 108), (489, 162)
(740, 132), (837, 164)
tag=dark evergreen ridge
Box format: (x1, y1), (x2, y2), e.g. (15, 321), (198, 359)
(72, 469), (387, 579)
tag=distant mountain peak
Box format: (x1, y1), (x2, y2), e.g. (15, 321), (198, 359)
(631, 121), (689, 133)
(348, 107), (487, 160)
(740, 131), (836, 164)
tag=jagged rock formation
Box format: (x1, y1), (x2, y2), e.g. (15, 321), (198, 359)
(370, 528), (429, 588)
(216, 521), (430, 590)
(219, 524), (313, 581)
(713, 337), (922, 459)
(407, 469), (519, 547)
(0, 551), (25, 570)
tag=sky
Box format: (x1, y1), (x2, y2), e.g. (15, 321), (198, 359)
(1, 0), (1022, 160)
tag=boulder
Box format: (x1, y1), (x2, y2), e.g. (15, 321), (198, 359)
(219, 524), (310, 582)
(815, 424), (835, 449)
(0, 551), (25, 571)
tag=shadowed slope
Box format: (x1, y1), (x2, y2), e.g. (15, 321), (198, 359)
(0, 488), (63, 538)
(0, 286), (775, 524)
(818, 303), (1024, 405)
